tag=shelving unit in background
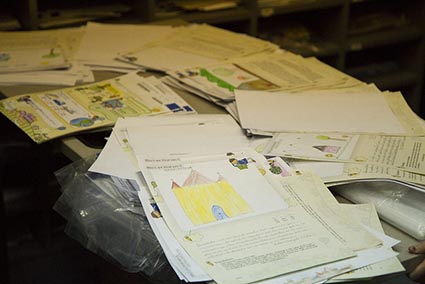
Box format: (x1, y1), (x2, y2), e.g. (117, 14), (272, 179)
(133, 0), (258, 34)
(2, 0), (425, 116)
(6, 0), (134, 30)
(0, 0), (22, 30)
(256, 0), (348, 69)
(256, 0), (424, 115)
(345, 0), (425, 115)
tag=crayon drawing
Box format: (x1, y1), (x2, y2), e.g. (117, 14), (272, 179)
(172, 170), (251, 225)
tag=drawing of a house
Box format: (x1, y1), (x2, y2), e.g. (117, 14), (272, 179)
(172, 170), (251, 225)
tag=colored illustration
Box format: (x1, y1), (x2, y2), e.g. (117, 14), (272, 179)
(70, 116), (103, 127)
(40, 92), (106, 128)
(166, 103), (183, 112)
(74, 83), (121, 98)
(0, 46), (69, 73)
(89, 97), (155, 121)
(229, 158), (249, 169)
(8, 107), (51, 143)
(0, 73), (172, 143)
(174, 69), (199, 79)
(266, 133), (355, 160)
(72, 82), (157, 120)
(42, 48), (60, 59)
(268, 159), (291, 177)
(17, 110), (36, 124)
(0, 96), (59, 142)
(200, 65), (278, 92)
(101, 98), (124, 109)
(312, 145), (341, 154)
(0, 53), (10, 61)
(17, 95), (31, 103)
(227, 152), (256, 170)
(16, 95), (66, 131)
(200, 68), (236, 91)
(199, 65), (278, 92)
(172, 170), (251, 225)
(45, 94), (74, 115)
(149, 198), (162, 218)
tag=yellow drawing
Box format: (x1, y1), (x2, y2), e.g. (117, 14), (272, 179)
(172, 170), (251, 225)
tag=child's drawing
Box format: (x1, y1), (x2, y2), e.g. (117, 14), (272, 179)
(172, 170), (251, 225)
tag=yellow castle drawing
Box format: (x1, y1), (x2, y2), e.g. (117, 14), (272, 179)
(172, 170), (251, 225)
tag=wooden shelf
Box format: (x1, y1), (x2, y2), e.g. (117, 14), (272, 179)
(363, 71), (418, 90)
(174, 7), (252, 23)
(280, 40), (341, 58)
(258, 0), (345, 15)
(348, 25), (423, 51)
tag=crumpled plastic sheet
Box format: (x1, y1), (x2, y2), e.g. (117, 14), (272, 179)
(53, 155), (183, 284)
(333, 180), (425, 241)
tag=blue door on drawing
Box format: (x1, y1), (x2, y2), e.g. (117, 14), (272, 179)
(211, 205), (228, 220)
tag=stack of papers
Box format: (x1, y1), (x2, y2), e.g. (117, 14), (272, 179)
(2, 21), (423, 282)
(117, 24), (279, 72)
(263, 132), (425, 187)
(87, 114), (405, 284)
(0, 27), (93, 86)
(235, 88), (423, 135)
(74, 22), (176, 72)
(163, 49), (363, 120)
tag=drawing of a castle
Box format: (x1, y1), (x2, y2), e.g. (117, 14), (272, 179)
(172, 170), (251, 225)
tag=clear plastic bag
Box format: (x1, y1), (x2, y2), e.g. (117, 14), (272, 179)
(53, 155), (182, 283)
(333, 180), (425, 240)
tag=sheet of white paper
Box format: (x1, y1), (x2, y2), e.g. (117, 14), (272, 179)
(89, 131), (138, 180)
(125, 114), (250, 156)
(0, 72), (77, 86)
(0, 27), (83, 71)
(235, 89), (407, 134)
(75, 22), (175, 69)
(0, 63), (93, 86)
(0, 46), (70, 73)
